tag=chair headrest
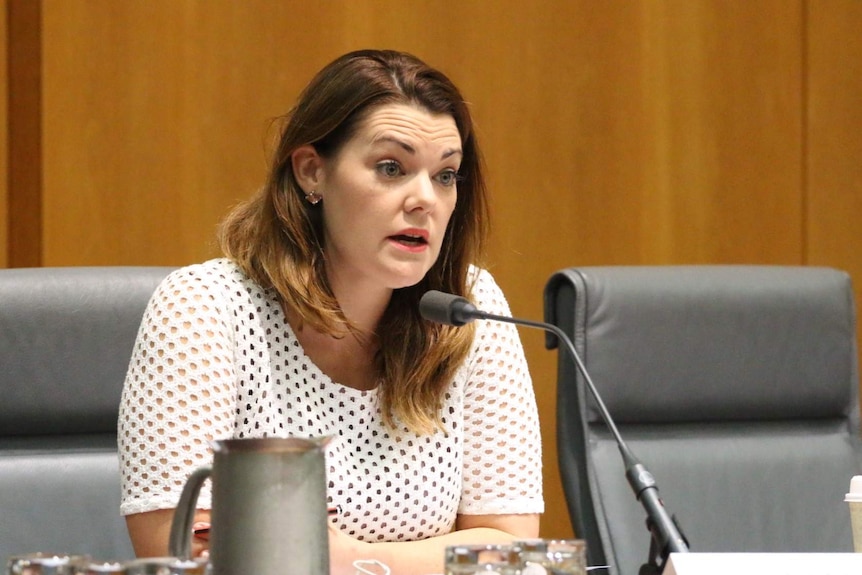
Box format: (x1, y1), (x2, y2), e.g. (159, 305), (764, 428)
(0, 266), (174, 436)
(545, 266), (859, 423)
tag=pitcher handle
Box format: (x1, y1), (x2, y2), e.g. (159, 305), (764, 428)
(168, 466), (212, 560)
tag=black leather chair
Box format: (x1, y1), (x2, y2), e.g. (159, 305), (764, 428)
(544, 265), (861, 575)
(0, 266), (174, 563)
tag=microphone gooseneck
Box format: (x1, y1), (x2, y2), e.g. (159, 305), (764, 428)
(418, 289), (689, 573)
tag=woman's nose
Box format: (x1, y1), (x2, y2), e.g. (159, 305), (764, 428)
(404, 173), (436, 212)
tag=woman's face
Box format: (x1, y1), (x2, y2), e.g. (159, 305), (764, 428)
(316, 103), (462, 294)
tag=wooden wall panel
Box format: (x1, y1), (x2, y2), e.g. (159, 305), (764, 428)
(42, 1), (293, 265)
(806, 0), (862, 372)
(478, 0), (803, 279)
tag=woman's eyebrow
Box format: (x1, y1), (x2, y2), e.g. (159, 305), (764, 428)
(372, 135), (415, 154)
(371, 134), (463, 163)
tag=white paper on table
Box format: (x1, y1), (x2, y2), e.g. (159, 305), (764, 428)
(662, 552), (862, 575)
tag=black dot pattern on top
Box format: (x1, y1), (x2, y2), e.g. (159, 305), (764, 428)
(118, 258), (544, 542)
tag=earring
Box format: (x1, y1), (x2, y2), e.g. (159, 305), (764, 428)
(305, 190), (322, 205)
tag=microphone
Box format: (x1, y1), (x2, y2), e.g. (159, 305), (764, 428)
(419, 290), (689, 573)
(417, 289), (482, 326)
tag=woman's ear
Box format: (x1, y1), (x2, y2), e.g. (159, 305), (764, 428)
(291, 145), (324, 194)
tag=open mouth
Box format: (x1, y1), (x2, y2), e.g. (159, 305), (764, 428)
(390, 234), (428, 247)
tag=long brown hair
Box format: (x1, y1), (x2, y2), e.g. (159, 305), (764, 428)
(219, 50), (489, 433)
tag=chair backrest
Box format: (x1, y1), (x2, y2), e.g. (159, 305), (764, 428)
(544, 265), (861, 575)
(0, 266), (174, 563)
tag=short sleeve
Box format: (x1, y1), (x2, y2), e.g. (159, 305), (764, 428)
(118, 265), (237, 515)
(458, 269), (544, 515)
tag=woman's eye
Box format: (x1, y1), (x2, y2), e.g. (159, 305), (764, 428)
(436, 169), (459, 187)
(376, 161), (403, 178)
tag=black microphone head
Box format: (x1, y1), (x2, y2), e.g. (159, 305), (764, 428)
(419, 290), (477, 326)
(419, 290), (459, 325)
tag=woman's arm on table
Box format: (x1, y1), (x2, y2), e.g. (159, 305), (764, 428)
(329, 512), (540, 575)
(127, 507), (537, 573)
(125, 509), (212, 558)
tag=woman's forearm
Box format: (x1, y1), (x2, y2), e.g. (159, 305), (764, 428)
(334, 514), (540, 575)
(370, 527), (518, 575)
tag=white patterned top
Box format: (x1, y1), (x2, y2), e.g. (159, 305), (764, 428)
(118, 258), (543, 541)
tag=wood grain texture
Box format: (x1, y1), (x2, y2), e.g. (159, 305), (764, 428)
(806, 0), (862, 304)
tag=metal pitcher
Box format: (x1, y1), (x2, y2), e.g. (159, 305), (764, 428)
(168, 436), (332, 575)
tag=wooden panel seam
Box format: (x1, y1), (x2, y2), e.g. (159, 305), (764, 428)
(7, 0), (41, 267)
(801, 0), (809, 265)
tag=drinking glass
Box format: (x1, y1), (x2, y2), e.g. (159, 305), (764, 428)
(6, 554), (90, 575)
(80, 562), (125, 575)
(515, 539), (587, 575)
(444, 544), (521, 575)
(120, 558), (205, 575)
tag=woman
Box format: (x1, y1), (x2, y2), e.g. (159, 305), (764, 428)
(118, 49), (543, 575)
